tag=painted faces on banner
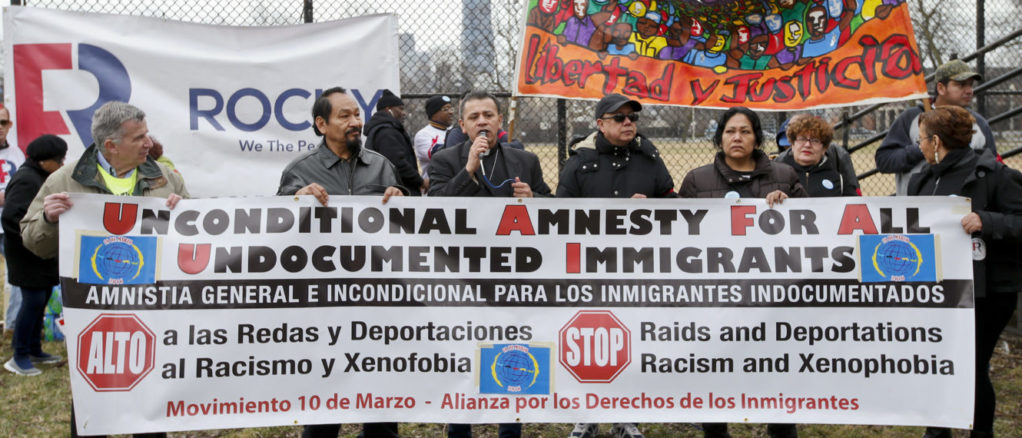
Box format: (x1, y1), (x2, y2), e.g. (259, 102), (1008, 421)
(748, 35), (769, 58)
(709, 34), (727, 53)
(826, 0), (844, 18)
(784, 20), (803, 47)
(637, 16), (658, 38)
(540, 0), (558, 14)
(736, 26), (751, 45)
(611, 22), (633, 45)
(629, 0), (648, 18)
(807, 6), (828, 39)
(690, 17), (704, 37)
(516, 0), (926, 110)
(764, 14), (782, 33)
(573, 0), (587, 19)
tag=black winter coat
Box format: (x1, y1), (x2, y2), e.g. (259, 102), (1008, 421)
(777, 152), (858, 197)
(364, 111), (423, 195)
(557, 132), (676, 198)
(908, 149), (1022, 296)
(2, 161), (58, 288)
(679, 149), (807, 199)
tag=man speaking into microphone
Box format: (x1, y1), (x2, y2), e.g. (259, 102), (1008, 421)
(426, 91), (548, 438)
(428, 91), (550, 198)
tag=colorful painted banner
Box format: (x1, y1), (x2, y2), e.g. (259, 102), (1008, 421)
(514, 0), (927, 110)
(60, 194), (974, 435)
(3, 7), (399, 196)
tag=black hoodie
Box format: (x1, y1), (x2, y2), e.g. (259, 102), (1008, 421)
(364, 110), (423, 195)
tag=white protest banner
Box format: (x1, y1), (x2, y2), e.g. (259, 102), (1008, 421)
(59, 194), (974, 435)
(3, 7), (398, 196)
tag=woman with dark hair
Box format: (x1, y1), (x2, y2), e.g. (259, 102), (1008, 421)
(909, 105), (1022, 438)
(680, 107), (803, 438)
(775, 115), (859, 197)
(680, 106), (806, 204)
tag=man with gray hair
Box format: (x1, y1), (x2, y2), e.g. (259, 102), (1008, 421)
(19, 101), (186, 438)
(22, 101), (187, 260)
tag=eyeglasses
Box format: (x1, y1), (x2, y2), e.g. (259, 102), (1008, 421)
(601, 113), (640, 123)
(0, 120), (10, 127)
(794, 137), (822, 146)
(914, 135), (936, 148)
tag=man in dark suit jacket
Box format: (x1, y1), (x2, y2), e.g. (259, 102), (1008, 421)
(428, 91), (550, 199)
(426, 91), (548, 438)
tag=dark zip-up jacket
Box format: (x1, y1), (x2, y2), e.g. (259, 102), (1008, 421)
(777, 152), (857, 197)
(908, 149), (1022, 296)
(776, 144), (860, 195)
(557, 132), (676, 198)
(679, 149), (807, 199)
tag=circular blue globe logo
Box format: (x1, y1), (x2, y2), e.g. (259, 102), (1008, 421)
(871, 235), (922, 281)
(491, 346), (540, 392)
(91, 238), (145, 284)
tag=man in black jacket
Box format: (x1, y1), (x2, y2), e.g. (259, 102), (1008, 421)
(428, 91), (550, 199)
(3, 135), (66, 376)
(557, 93), (674, 199)
(558, 94), (667, 438)
(428, 90), (549, 438)
(364, 89), (426, 195)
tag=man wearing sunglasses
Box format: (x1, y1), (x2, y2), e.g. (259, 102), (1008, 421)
(557, 94), (675, 200)
(0, 106), (26, 336)
(428, 90), (550, 199)
(558, 94), (674, 438)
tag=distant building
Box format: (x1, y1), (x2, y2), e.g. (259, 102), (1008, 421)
(460, 0), (496, 89)
(400, 33), (434, 93)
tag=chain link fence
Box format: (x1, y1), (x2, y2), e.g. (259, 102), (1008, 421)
(13, 0), (1022, 196)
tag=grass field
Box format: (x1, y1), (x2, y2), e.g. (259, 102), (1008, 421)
(2, 330), (1020, 438)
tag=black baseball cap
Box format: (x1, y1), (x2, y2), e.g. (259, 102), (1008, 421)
(594, 94), (642, 120)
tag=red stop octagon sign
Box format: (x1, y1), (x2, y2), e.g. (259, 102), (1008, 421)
(559, 310), (631, 383)
(77, 313), (157, 392)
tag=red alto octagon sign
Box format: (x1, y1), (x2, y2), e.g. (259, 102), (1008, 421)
(77, 313), (157, 391)
(559, 310), (631, 383)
